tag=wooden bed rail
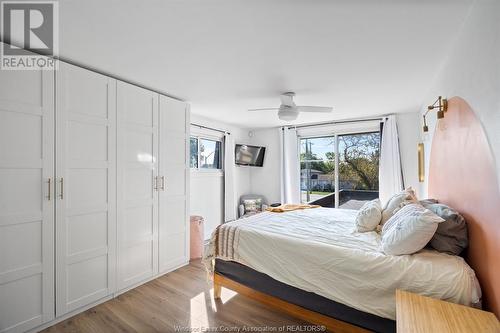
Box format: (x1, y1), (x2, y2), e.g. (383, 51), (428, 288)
(214, 273), (371, 333)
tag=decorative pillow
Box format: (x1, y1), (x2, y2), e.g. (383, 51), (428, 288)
(380, 188), (418, 225)
(355, 199), (382, 232)
(244, 198), (262, 214)
(420, 201), (468, 255)
(380, 203), (444, 255)
(419, 198), (438, 206)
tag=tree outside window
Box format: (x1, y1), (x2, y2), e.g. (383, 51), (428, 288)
(190, 136), (222, 170)
(300, 132), (380, 208)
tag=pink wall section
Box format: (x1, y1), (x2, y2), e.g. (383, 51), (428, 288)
(428, 97), (500, 318)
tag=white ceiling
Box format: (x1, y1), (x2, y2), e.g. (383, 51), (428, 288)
(58, 0), (473, 128)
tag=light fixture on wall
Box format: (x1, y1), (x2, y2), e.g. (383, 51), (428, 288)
(422, 96), (448, 132)
(418, 143), (425, 182)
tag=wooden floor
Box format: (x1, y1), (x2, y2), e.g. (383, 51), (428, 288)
(43, 260), (308, 332)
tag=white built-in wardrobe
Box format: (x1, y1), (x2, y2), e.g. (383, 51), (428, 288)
(0, 57), (189, 333)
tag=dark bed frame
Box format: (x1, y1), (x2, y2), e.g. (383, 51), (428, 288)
(214, 259), (396, 333)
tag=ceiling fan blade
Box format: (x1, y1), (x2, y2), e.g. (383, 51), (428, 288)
(247, 108), (279, 112)
(280, 94), (295, 107)
(297, 106), (333, 113)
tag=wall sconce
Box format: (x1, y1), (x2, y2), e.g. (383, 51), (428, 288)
(418, 143), (425, 182)
(422, 96), (448, 132)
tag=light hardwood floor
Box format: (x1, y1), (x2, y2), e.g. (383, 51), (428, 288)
(43, 261), (308, 332)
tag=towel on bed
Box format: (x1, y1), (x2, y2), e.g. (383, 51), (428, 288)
(266, 203), (320, 213)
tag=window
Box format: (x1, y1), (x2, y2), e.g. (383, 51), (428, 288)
(300, 137), (335, 203)
(190, 136), (223, 170)
(190, 137), (198, 168)
(300, 131), (380, 209)
(338, 133), (380, 191)
(200, 138), (222, 169)
(338, 132), (380, 209)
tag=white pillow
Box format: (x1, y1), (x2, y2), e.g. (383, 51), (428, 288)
(380, 203), (444, 255)
(380, 187), (417, 225)
(355, 199), (382, 232)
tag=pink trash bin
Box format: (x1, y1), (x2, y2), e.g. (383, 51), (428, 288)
(190, 215), (204, 260)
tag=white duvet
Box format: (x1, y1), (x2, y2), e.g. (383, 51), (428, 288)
(207, 208), (481, 320)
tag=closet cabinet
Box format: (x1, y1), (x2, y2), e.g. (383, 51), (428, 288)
(116, 85), (190, 290)
(117, 82), (159, 290)
(0, 55), (189, 332)
(158, 96), (190, 273)
(0, 62), (55, 332)
(55, 62), (117, 315)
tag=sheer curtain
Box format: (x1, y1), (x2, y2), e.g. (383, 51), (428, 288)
(379, 115), (404, 205)
(280, 127), (301, 204)
(224, 133), (237, 222)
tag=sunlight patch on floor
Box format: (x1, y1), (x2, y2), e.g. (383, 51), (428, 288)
(213, 287), (237, 305)
(189, 288), (238, 327)
(190, 291), (209, 327)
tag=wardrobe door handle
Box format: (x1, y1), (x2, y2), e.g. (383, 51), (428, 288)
(154, 176), (159, 191)
(59, 177), (64, 200)
(160, 176), (165, 191)
(47, 178), (52, 201)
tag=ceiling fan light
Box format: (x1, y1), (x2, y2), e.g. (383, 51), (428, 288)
(278, 107), (298, 121)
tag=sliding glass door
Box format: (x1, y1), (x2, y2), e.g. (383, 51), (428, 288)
(300, 132), (380, 209)
(300, 137), (335, 205)
(338, 133), (380, 209)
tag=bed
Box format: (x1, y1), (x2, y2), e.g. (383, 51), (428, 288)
(204, 207), (481, 333)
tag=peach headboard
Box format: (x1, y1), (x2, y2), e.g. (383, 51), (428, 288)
(428, 96), (500, 318)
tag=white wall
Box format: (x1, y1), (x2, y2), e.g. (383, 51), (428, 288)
(397, 112), (421, 196)
(420, 0), (500, 197)
(190, 172), (224, 240)
(189, 114), (251, 239)
(248, 128), (282, 204)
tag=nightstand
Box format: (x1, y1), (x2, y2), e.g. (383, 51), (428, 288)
(396, 289), (499, 333)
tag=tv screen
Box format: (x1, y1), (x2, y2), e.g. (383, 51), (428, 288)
(235, 144), (266, 167)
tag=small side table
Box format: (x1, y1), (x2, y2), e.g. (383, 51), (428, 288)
(396, 289), (499, 333)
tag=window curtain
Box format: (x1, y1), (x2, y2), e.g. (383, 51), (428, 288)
(379, 115), (404, 205)
(224, 133), (237, 222)
(280, 127), (301, 204)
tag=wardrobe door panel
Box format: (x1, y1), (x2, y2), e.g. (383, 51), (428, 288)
(66, 256), (108, 302)
(0, 275), (43, 332)
(158, 95), (189, 274)
(123, 242), (154, 280)
(55, 62), (116, 315)
(67, 120), (108, 161)
(62, 65), (108, 119)
(0, 59), (54, 333)
(117, 81), (158, 290)
(0, 110), (42, 160)
(124, 206), (154, 239)
(67, 212), (108, 254)
(66, 168), (108, 208)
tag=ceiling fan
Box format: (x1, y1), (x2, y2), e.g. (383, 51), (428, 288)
(248, 92), (332, 121)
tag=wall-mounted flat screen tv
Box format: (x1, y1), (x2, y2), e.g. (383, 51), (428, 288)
(235, 144), (266, 167)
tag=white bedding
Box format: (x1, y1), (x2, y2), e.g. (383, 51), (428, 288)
(206, 207), (481, 320)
